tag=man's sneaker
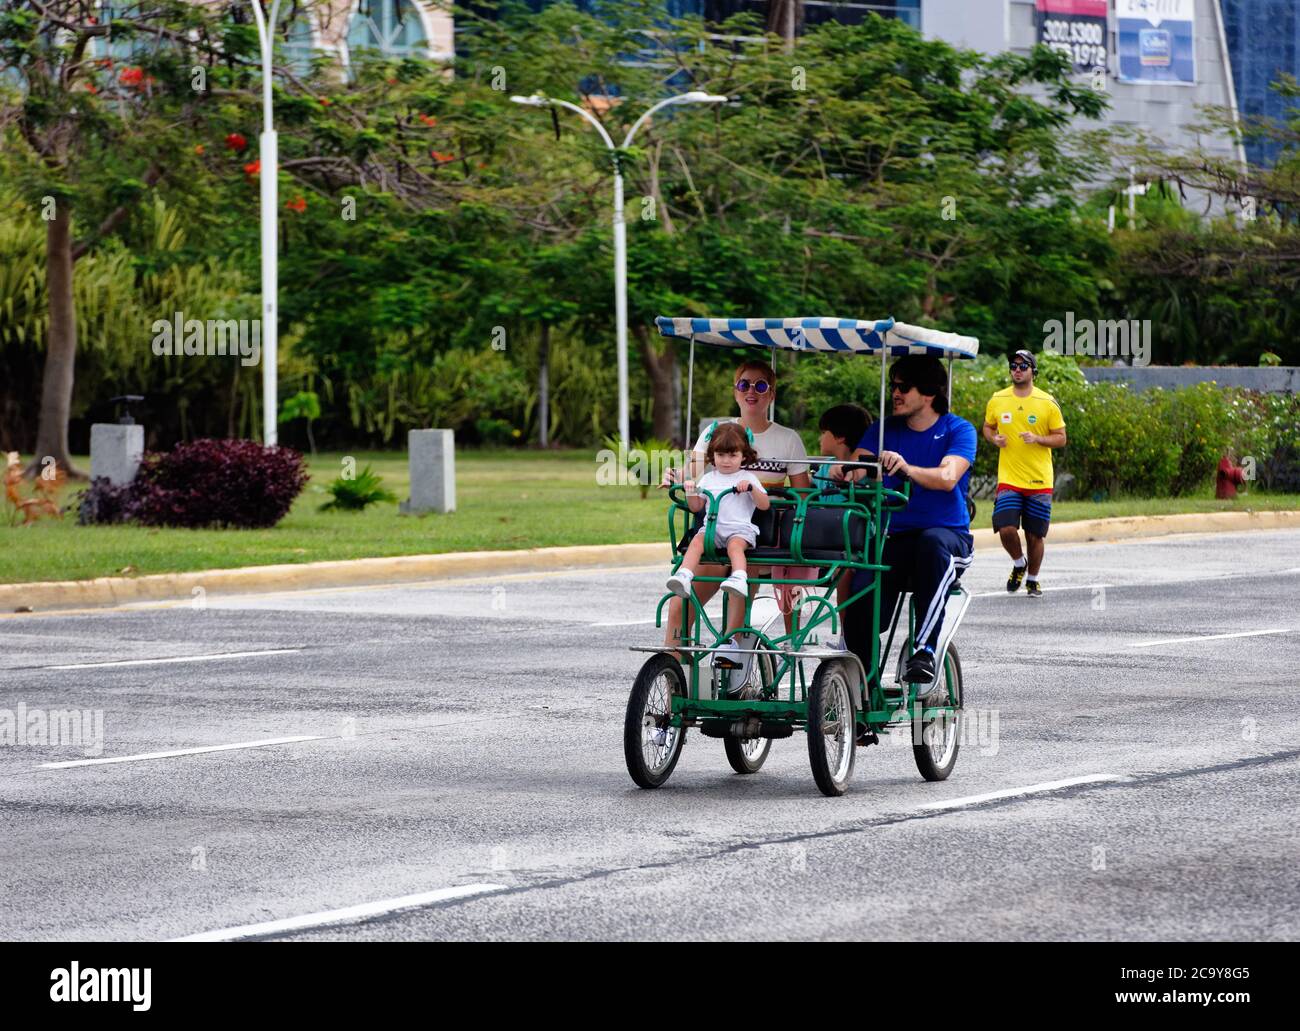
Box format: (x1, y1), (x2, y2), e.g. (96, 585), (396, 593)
(666, 570), (694, 597)
(719, 572), (748, 598)
(1007, 565), (1026, 593)
(904, 648), (936, 685)
(1026, 579), (1043, 598)
(711, 639), (744, 669)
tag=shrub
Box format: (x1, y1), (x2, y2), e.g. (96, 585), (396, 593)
(76, 477), (138, 525)
(474, 417), (519, 447)
(319, 464), (397, 512)
(602, 436), (676, 498)
(130, 439), (308, 529)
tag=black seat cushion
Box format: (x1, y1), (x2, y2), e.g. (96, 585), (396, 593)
(750, 506), (867, 563)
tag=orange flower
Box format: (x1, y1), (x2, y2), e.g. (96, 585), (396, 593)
(225, 132), (248, 152)
(430, 150), (455, 164)
(243, 160), (260, 177)
(84, 82), (98, 94)
(418, 113), (437, 126)
(119, 66), (144, 87)
(285, 197), (306, 213)
(320, 98), (333, 106)
(194, 144), (205, 155)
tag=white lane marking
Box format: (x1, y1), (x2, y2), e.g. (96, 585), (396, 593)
(205, 564), (668, 605)
(44, 648), (301, 670)
(37, 735), (325, 770)
(169, 883), (509, 942)
(916, 773), (1129, 812)
(972, 583), (1112, 598)
(591, 618), (658, 626)
(1128, 628), (1291, 648)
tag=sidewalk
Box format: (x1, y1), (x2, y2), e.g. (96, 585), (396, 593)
(5, 510), (1299, 613)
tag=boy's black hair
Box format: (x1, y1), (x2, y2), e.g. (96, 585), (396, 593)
(818, 403), (870, 447)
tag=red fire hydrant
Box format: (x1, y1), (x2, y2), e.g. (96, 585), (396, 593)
(1216, 455), (1247, 499)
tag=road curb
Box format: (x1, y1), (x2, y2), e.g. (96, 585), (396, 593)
(6, 510), (1299, 613)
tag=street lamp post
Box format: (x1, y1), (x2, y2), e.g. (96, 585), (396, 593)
(248, 1), (284, 447)
(511, 91), (727, 446)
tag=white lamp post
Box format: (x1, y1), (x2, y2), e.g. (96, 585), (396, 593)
(248, 1), (284, 446)
(511, 91), (728, 446)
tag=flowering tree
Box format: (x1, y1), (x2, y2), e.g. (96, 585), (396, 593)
(0, 0), (463, 468)
(0, 1), (236, 474)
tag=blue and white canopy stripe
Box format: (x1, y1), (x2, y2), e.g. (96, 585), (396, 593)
(655, 316), (979, 359)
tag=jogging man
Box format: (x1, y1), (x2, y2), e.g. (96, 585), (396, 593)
(837, 355), (976, 686)
(982, 350), (1067, 598)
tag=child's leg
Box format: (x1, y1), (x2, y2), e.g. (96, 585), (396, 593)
(679, 533), (705, 574)
(725, 536), (749, 577)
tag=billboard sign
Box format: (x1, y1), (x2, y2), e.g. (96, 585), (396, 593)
(1116, 0), (1197, 85)
(1035, 0), (1109, 73)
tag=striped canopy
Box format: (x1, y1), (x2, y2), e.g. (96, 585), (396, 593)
(655, 316), (980, 359)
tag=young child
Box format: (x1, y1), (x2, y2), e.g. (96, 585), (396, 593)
(666, 421), (770, 603)
(814, 404), (870, 645)
(814, 404), (870, 503)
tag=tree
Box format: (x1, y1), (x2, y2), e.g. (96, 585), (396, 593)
(0, 0), (230, 475)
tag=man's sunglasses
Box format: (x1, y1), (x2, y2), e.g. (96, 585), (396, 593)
(734, 379), (771, 394)
(890, 380), (915, 394)
(1009, 362), (1032, 371)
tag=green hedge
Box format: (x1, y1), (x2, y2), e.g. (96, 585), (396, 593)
(792, 350), (1297, 498)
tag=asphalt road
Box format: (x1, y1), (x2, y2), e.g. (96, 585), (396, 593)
(2, 529), (1298, 942)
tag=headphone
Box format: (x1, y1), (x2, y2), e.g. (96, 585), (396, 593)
(705, 420), (755, 445)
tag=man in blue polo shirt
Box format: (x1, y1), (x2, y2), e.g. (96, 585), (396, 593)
(836, 355), (976, 686)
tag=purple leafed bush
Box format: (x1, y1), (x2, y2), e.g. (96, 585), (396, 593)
(79, 439), (308, 529)
(76, 477), (139, 525)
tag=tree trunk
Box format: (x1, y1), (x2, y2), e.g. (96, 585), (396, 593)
(28, 210), (83, 478)
(636, 324), (676, 442)
(538, 322), (550, 448)
(767, 0), (801, 50)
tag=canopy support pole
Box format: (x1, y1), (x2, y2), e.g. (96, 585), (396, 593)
(770, 343), (779, 422)
(685, 333), (696, 455)
(877, 345), (887, 481)
(946, 356), (953, 412)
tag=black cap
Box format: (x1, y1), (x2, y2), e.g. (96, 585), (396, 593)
(1010, 349), (1037, 372)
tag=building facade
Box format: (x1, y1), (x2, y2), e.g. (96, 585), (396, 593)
(921, 1), (1243, 169)
(1220, 0), (1300, 167)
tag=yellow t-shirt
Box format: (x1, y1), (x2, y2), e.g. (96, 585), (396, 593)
(983, 386), (1066, 490)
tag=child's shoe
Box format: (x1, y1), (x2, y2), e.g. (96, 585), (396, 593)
(719, 570), (748, 598)
(666, 569), (694, 597)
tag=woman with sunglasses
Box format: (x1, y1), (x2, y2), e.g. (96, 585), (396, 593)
(659, 360), (811, 663)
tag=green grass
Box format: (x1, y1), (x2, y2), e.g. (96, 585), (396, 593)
(3, 450), (1297, 584)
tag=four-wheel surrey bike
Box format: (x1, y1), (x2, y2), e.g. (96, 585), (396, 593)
(624, 316), (979, 796)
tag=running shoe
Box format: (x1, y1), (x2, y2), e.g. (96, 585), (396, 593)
(904, 648), (936, 684)
(1026, 579), (1043, 598)
(1007, 565), (1026, 593)
(711, 640), (745, 669)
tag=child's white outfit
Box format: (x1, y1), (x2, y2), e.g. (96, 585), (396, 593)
(666, 470), (766, 601)
(695, 469), (765, 546)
